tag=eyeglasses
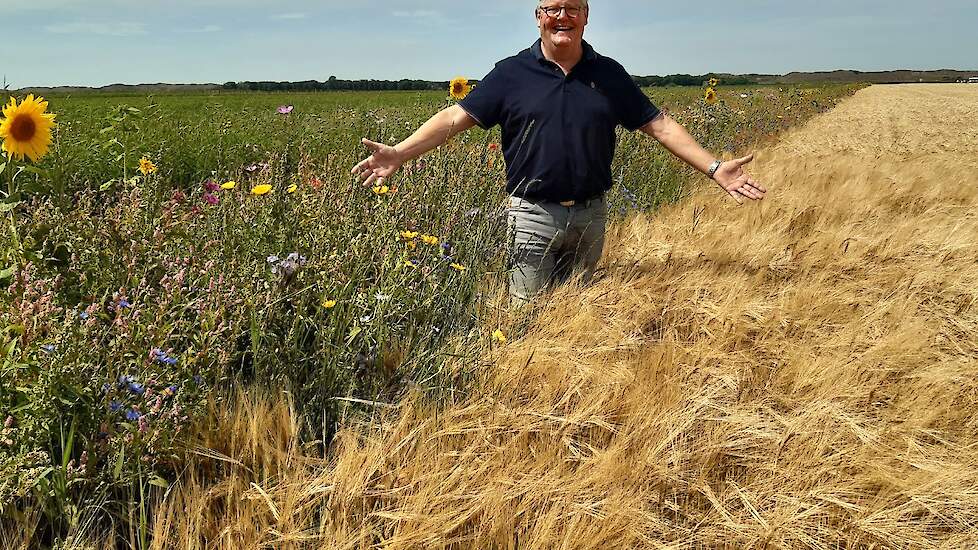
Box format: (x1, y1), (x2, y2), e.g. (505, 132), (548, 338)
(538, 5), (585, 18)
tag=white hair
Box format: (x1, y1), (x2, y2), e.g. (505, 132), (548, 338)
(537, 0), (589, 8)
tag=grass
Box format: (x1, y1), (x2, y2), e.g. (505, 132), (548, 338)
(0, 83), (863, 547)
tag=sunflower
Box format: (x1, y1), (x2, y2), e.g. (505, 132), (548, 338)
(138, 157), (157, 175)
(0, 94), (56, 163)
(708, 77), (719, 87)
(704, 87), (718, 105)
(449, 77), (471, 101)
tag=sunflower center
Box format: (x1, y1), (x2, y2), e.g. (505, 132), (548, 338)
(453, 84), (463, 94)
(10, 114), (36, 142)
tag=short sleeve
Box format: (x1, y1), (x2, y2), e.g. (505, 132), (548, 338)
(609, 61), (660, 131)
(459, 64), (507, 129)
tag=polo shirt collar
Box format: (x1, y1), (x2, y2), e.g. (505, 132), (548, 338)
(530, 39), (598, 65)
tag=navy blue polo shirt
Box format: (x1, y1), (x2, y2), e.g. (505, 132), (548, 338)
(459, 39), (660, 202)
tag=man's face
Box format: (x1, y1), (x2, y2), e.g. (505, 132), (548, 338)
(536, 1), (588, 48)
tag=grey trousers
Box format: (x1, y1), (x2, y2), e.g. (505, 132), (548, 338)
(507, 195), (607, 306)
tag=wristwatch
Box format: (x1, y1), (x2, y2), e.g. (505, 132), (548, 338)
(707, 159), (723, 180)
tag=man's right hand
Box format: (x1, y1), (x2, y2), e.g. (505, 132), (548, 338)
(352, 138), (403, 188)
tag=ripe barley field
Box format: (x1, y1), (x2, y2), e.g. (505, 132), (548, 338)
(101, 84), (978, 549)
(2, 82), (906, 548)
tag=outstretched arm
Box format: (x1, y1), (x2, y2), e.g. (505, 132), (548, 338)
(640, 113), (767, 204)
(352, 104), (477, 188)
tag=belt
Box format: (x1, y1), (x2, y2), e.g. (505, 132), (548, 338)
(559, 196), (603, 208)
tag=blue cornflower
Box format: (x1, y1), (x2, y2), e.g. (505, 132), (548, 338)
(41, 344), (55, 353)
(128, 382), (146, 395)
(118, 374), (133, 387)
(118, 299), (132, 308)
(193, 375), (203, 385)
(101, 383), (111, 394)
(79, 311), (90, 320)
(125, 409), (140, 421)
(110, 400), (123, 412)
(162, 356), (177, 366)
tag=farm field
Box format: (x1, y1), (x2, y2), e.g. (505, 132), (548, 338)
(9, 80), (961, 548)
(134, 84), (978, 548)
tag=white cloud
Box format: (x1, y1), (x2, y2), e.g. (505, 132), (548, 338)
(44, 21), (146, 36)
(271, 12), (306, 20)
(181, 24), (222, 33)
(392, 10), (440, 18)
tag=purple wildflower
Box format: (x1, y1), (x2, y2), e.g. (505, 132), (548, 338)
(277, 105), (294, 115)
(203, 192), (219, 206)
(203, 179), (220, 193)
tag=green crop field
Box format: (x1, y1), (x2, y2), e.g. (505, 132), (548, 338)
(0, 83), (861, 545)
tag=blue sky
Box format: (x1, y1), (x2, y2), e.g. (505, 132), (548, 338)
(5, 0), (977, 88)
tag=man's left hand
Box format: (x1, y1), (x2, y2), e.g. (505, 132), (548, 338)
(713, 154), (767, 204)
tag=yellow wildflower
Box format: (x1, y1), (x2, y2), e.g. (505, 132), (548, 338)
(221, 181), (236, 190)
(0, 94), (56, 163)
(400, 230), (419, 240)
(704, 88), (718, 105)
(404, 260), (417, 268)
(250, 184), (273, 195)
(287, 183), (298, 193)
(449, 77), (471, 100)
(322, 299), (337, 309)
(709, 77), (719, 87)
(450, 263), (467, 272)
(492, 329), (506, 344)
(138, 157), (157, 175)
(372, 185), (390, 195)
(420, 234), (439, 246)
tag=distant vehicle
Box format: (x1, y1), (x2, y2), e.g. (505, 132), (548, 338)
(969, 77), (978, 84)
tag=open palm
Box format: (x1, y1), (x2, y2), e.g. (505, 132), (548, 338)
(351, 138), (403, 187)
(714, 153), (767, 204)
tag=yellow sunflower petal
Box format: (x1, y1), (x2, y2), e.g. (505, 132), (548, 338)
(0, 94), (57, 163)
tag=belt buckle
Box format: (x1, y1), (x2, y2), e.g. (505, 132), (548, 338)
(559, 200), (576, 207)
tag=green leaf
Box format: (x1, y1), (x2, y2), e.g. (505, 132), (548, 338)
(0, 201), (20, 213)
(346, 325), (362, 344)
(0, 266), (14, 280)
(99, 179), (116, 191)
(21, 165), (48, 177)
(0, 162), (6, 175)
(113, 447), (125, 480)
(148, 476), (170, 489)
(126, 107), (142, 114)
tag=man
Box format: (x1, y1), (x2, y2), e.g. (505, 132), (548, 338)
(352, 0), (766, 305)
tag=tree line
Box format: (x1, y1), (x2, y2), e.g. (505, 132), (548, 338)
(222, 74), (756, 92)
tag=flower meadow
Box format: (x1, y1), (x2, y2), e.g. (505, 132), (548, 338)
(0, 82), (861, 544)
